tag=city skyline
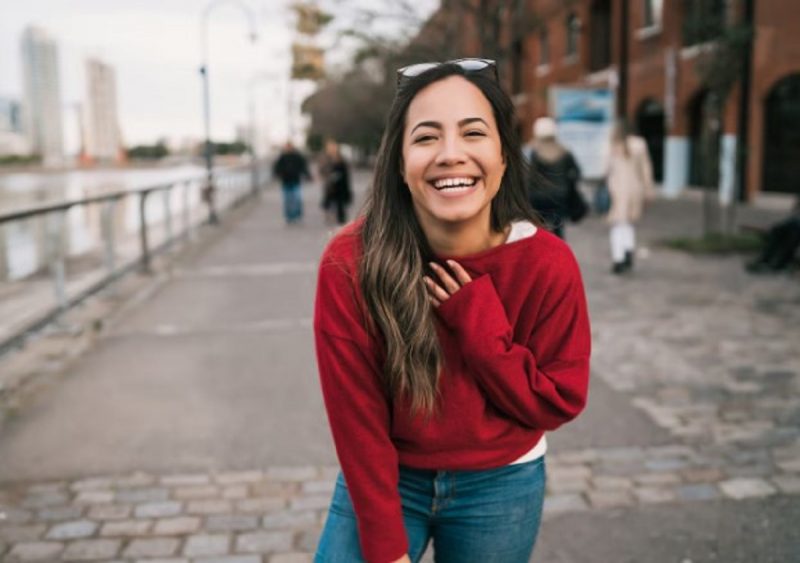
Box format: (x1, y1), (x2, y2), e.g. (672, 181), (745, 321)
(0, 1), (438, 156)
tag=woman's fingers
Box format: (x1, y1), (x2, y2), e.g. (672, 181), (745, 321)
(429, 262), (461, 294)
(445, 260), (472, 285)
(424, 276), (451, 303)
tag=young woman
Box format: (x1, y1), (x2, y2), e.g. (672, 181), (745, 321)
(313, 59), (591, 563)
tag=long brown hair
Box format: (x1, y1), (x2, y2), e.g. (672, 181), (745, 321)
(359, 63), (538, 417)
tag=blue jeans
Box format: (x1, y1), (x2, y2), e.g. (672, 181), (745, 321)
(315, 457), (546, 563)
(282, 182), (303, 222)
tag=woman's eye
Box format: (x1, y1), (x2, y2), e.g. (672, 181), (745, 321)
(414, 135), (436, 143)
(465, 130), (486, 137)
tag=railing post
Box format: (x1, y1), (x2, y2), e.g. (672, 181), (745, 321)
(0, 222), (8, 282)
(139, 190), (152, 273)
(182, 180), (193, 242)
(47, 210), (68, 312)
(101, 199), (117, 274)
(162, 186), (173, 251)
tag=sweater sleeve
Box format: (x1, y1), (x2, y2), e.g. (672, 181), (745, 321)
(314, 250), (408, 563)
(435, 253), (590, 431)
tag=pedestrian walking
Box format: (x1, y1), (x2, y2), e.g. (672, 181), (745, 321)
(525, 116), (585, 239)
(313, 59), (591, 563)
(605, 120), (656, 274)
(320, 139), (353, 226)
(272, 141), (311, 224)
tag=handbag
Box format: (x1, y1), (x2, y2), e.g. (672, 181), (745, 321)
(594, 181), (611, 214)
(567, 184), (589, 223)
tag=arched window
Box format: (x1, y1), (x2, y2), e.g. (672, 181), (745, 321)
(539, 26), (550, 66)
(589, 0), (612, 71)
(566, 13), (581, 58)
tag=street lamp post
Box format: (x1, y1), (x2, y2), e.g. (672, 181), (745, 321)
(199, 0), (258, 224)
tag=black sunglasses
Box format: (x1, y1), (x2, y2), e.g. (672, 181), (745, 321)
(396, 58), (498, 89)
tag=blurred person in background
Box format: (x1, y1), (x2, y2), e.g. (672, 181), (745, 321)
(272, 141), (311, 224)
(320, 139), (353, 226)
(525, 116), (584, 239)
(605, 119), (656, 274)
(746, 196), (800, 273)
(313, 59), (590, 563)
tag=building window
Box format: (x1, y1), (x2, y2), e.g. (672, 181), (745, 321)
(589, 0), (612, 72)
(566, 13), (580, 58)
(683, 0), (726, 46)
(643, 0), (663, 28)
(511, 39), (524, 93)
(539, 26), (550, 66)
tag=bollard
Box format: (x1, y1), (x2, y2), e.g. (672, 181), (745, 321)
(139, 190), (152, 274)
(162, 186), (173, 251)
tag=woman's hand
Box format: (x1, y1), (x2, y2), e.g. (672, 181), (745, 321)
(423, 260), (472, 308)
(390, 555), (412, 563)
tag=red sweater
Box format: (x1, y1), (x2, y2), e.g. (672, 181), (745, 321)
(314, 221), (591, 563)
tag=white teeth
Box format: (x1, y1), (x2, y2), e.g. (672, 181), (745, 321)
(432, 177), (477, 189)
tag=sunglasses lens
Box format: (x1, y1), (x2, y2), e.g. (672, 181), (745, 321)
(400, 63), (439, 78)
(456, 59), (490, 71)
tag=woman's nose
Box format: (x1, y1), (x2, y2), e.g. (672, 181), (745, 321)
(434, 135), (467, 166)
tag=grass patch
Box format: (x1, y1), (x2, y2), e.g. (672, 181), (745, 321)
(661, 232), (762, 255)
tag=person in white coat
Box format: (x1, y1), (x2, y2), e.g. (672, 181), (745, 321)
(606, 120), (656, 274)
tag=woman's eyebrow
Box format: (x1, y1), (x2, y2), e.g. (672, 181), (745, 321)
(410, 117), (489, 135)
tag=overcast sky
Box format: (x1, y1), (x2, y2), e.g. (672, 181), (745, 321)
(0, 0), (437, 152)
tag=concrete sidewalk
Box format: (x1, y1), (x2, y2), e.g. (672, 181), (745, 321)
(0, 174), (798, 562)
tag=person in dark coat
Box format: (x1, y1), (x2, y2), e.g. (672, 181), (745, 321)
(321, 139), (353, 226)
(525, 117), (583, 239)
(273, 141), (311, 224)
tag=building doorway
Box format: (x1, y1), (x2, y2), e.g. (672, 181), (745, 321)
(635, 99), (665, 182)
(589, 0), (612, 72)
(688, 90), (721, 188)
(763, 73), (800, 194)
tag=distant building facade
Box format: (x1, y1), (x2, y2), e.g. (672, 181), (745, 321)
(0, 97), (29, 156)
(85, 58), (123, 163)
(20, 26), (64, 166)
(414, 0), (800, 200)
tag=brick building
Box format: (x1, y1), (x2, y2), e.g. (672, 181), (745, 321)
(414, 0), (800, 200)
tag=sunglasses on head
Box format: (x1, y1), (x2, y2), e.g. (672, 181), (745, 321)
(396, 58), (498, 89)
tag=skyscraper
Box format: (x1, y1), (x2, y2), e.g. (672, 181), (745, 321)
(20, 26), (64, 166)
(85, 58), (122, 162)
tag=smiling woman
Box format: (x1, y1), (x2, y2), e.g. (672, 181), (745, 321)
(313, 61), (592, 563)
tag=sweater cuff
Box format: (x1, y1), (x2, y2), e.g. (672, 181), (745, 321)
(436, 274), (512, 353)
(361, 517), (408, 563)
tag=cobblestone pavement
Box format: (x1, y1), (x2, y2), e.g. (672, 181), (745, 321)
(1, 187), (799, 561)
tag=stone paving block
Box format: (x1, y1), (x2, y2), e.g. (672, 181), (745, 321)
(586, 490), (634, 509)
(676, 484), (720, 501)
(195, 556), (262, 563)
(289, 495), (331, 511)
(776, 458), (800, 473)
(74, 490), (114, 505)
(301, 481), (336, 495)
(644, 458), (690, 472)
(319, 467), (340, 481)
(235, 530), (293, 553)
(679, 468), (725, 483)
(160, 474), (211, 487)
(296, 528), (322, 551)
(221, 486), (249, 500)
(152, 516), (202, 536)
(37, 505), (83, 521)
(547, 465), (591, 480)
(633, 472), (682, 486)
(70, 477), (114, 492)
(123, 537), (180, 558)
(724, 463), (773, 478)
(134, 501), (183, 518)
(719, 478), (777, 499)
(771, 474), (800, 494)
(633, 487), (677, 504)
(21, 491), (70, 509)
(45, 519), (98, 540)
(236, 497), (285, 514)
(262, 510), (318, 530)
(215, 471), (264, 485)
(0, 508), (33, 524)
(551, 449), (597, 464)
(87, 504), (132, 520)
(186, 499), (233, 515)
(0, 525), (46, 543)
(596, 447), (645, 462)
(206, 514), (259, 532)
(115, 488), (169, 503)
(173, 485), (220, 500)
(265, 467), (318, 482)
(183, 533), (231, 557)
(61, 538), (121, 561)
(251, 482), (287, 497)
(542, 493), (589, 515)
(591, 476), (633, 490)
(269, 554), (313, 563)
(545, 478), (588, 494)
(100, 519), (152, 537)
(133, 559), (188, 563)
(26, 483), (67, 495)
(114, 473), (157, 488)
(6, 541), (64, 561)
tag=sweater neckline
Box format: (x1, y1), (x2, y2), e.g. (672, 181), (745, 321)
(433, 220), (539, 263)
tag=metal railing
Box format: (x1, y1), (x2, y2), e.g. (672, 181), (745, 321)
(0, 162), (270, 357)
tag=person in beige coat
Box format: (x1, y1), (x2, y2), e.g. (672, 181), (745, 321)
(606, 120), (656, 274)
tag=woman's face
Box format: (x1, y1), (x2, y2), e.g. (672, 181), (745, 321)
(401, 76), (506, 233)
